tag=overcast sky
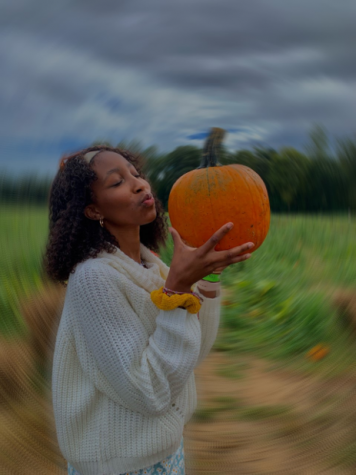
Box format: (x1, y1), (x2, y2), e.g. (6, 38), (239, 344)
(1, 0), (355, 176)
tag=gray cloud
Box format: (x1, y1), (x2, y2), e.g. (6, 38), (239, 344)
(1, 0), (356, 174)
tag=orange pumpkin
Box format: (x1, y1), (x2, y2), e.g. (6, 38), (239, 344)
(168, 128), (270, 252)
(306, 344), (330, 361)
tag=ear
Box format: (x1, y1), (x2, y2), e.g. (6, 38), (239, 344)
(84, 204), (102, 221)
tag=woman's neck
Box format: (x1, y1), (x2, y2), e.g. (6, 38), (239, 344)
(109, 225), (142, 264)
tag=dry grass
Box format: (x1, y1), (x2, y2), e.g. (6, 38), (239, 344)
(0, 385), (67, 474)
(1, 281), (356, 474)
(184, 350), (356, 474)
(0, 282), (68, 474)
(0, 338), (34, 406)
(19, 282), (66, 369)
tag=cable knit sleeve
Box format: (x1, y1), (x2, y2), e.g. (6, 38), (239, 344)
(70, 262), (201, 417)
(195, 288), (221, 366)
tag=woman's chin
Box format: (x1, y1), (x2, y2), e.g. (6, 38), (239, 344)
(141, 208), (157, 225)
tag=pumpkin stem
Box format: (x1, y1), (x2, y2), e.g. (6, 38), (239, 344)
(198, 127), (226, 169)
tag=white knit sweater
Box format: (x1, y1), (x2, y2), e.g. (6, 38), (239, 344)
(51, 242), (221, 475)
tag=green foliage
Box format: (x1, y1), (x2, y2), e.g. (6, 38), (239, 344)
(0, 173), (52, 205)
(1, 205), (356, 368)
(267, 148), (309, 211)
(210, 396), (240, 411)
(192, 407), (216, 422)
(305, 158), (349, 211)
(305, 124), (331, 160)
(0, 205), (48, 337)
(159, 213), (356, 361)
(237, 404), (292, 420)
(217, 277), (335, 358)
(336, 136), (356, 209)
(2, 125), (356, 212)
(144, 145), (201, 208)
(193, 396), (241, 422)
(115, 139), (160, 162)
(143, 125), (354, 213)
(215, 361), (246, 379)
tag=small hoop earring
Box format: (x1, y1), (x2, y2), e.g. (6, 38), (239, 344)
(99, 218), (104, 228)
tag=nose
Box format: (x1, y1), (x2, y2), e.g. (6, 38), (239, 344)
(132, 175), (148, 194)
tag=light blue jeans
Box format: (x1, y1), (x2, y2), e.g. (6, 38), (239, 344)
(67, 437), (185, 475)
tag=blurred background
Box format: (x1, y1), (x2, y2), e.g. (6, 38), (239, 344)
(1, 0), (356, 473)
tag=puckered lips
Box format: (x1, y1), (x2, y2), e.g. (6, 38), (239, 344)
(140, 193), (155, 207)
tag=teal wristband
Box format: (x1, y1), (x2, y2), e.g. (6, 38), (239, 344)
(202, 273), (220, 283)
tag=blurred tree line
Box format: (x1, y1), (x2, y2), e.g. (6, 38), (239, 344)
(1, 126), (355, 212)
(0, 173), (53, 205)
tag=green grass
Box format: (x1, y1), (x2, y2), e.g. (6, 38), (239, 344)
(161, 214), (356, 288)
(193, 396), (242, 422)
(193, 398), (293, 423)
(160, 213), (356, 364)
(1, 205), (356, 366)
(215, 361), (247, 379)
(0, 204), (49, 337)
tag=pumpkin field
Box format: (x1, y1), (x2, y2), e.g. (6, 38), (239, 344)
(1, 204), (356, 473)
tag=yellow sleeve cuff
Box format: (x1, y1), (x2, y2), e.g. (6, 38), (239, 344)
(150, 287), (202, 314)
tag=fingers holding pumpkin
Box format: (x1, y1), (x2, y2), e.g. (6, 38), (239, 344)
(199, 222), (254, 256)
(168, 227), (186, 250)
(231, 241), (255, 255)
(169, 227), (197, 250)
(198, 222), (235, 255)
(213, 241), (254, 268)
(168, 227), (180, 243)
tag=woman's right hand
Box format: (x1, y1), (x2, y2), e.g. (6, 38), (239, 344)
(165, 222), (255, 293)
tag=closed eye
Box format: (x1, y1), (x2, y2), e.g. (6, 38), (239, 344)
(112, 174), (141, 186)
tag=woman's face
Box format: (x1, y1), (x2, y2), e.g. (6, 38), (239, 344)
(84, 151), (157, 228)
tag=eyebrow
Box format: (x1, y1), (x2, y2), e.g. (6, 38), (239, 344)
(104, 162), (135, 181)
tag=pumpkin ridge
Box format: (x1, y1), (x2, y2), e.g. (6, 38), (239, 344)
(250, 168), (270, 245)
(228, 164), (254, 249)
(242, 167), (259, 245)
(254, 172), (270, 245)
(225, 165), (241, 249)
(206, 168), (220, 248)
(241, 165), (259, 247)
(191, 170), (206, 248)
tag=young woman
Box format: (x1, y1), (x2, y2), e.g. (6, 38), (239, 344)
(45, 145), (254, 475)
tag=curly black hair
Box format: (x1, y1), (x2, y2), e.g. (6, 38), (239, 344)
(43, 145), (168, 286)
